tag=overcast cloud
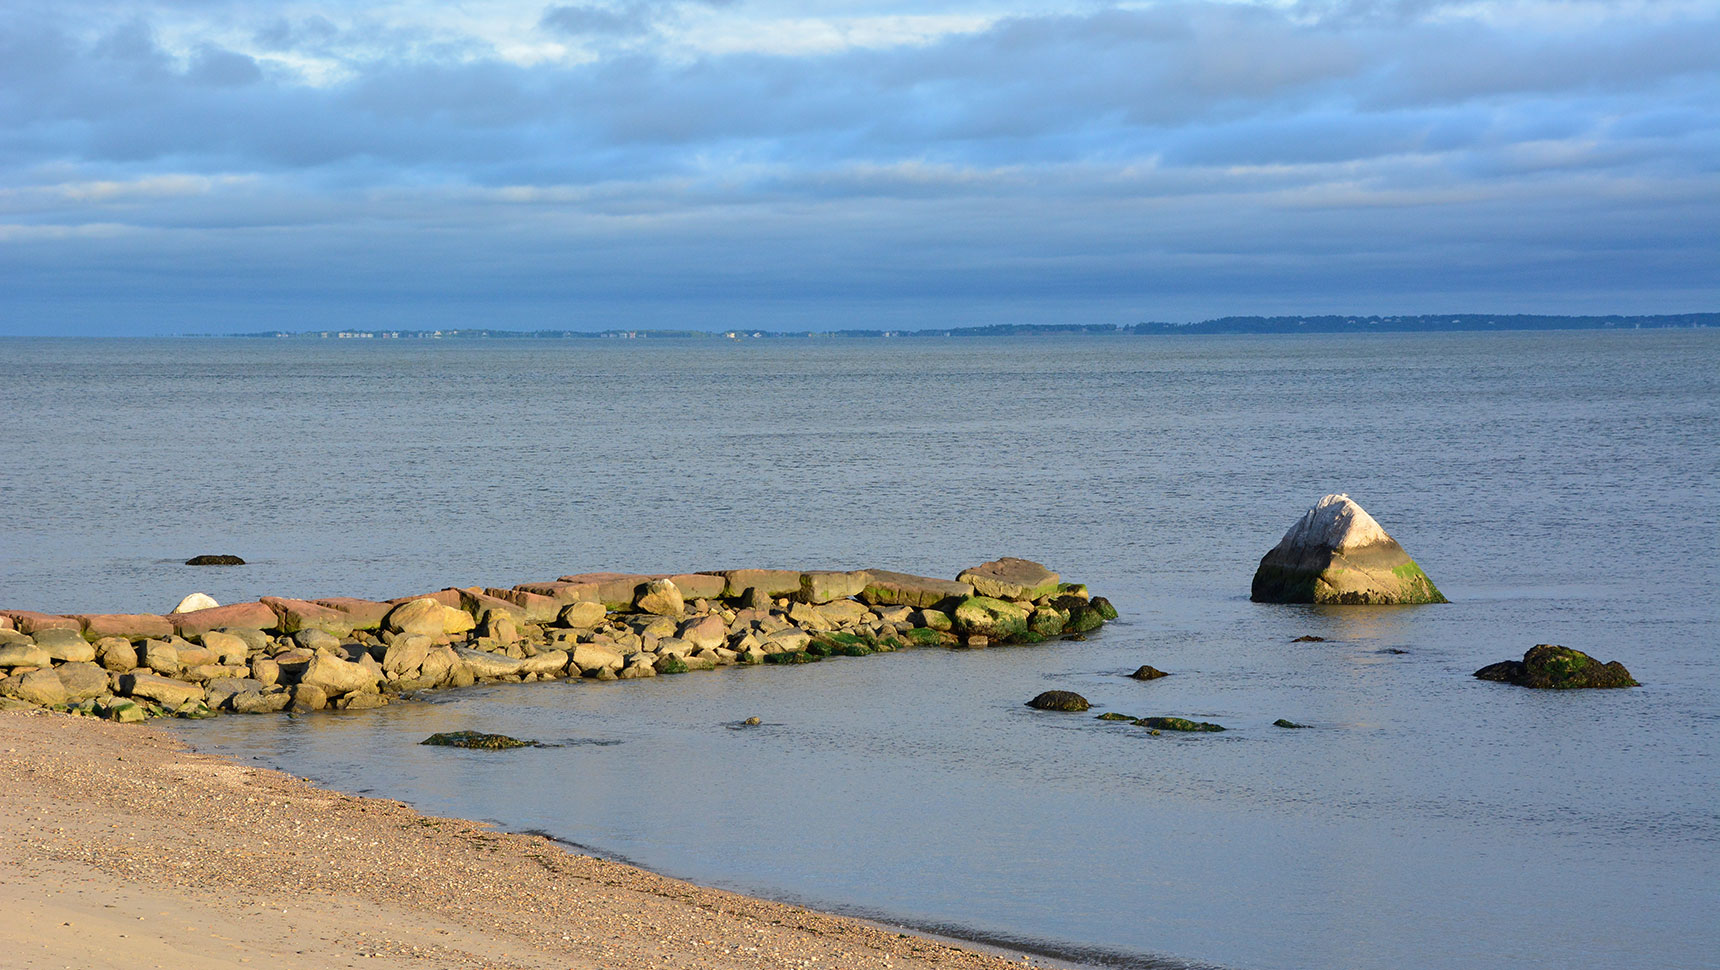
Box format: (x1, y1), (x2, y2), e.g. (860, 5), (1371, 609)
(1, 0), (1715, 334)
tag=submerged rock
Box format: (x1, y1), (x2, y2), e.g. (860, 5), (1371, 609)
(1273, 718), (1311, 729)
(1095, 711), (1136, 721)
(421, 731), (534, 750)
(1129, 665), (1169, 680)
(185, 555), (245, 566)
(1026, 690), (1090, 712)
(1291, 635), (1327, 643)
(1138, 716), (1226, 733)
(1251, 494), (1447, 605)
(1474, 644), (1638, 689)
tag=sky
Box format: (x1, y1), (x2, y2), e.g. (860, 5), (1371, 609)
(0, 0), (1715, 335)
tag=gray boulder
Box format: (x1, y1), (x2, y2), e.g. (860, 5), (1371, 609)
(1251, 494), (1447, 605)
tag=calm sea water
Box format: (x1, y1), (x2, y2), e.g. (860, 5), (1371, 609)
(2, 332), (1716, 970)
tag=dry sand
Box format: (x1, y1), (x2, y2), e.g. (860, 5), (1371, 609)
(0, 709), (1055, 970)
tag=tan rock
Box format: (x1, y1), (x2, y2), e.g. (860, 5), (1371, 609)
(571, 643), (625, 675)
(419, 645), (458, 686)
(385, 598), (474, 638)
(819, 600), (872, 626)
(0, 642), (54, 670)
(138, 640), (180, 675)
(764, 628), (812, 653)
(634, 579), (685, 617)
(382, 634), (433, 676)
(799, 570), (871, 604)
(956, 558), (1061, 601)
(558, 601), (607, 629)
(703, 569), (803, 599)
(480, 588), (563, 624)
(290, 683), (328, 712)
(453, 647), (524, 679)
(678, 615), (728, 651)
(300, 649), (380, 697)
(250, 657), (281, 686)
(2, 669), (68, 707)
(94, 637), (139, 673)
(121, 672), (206, 708)
(200, 631), (251, 665)
(231, 689), (292, 714)
(519, 649), (570, 677)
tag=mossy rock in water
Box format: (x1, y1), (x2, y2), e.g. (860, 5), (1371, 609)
(1474, 644), (1637, 689)
(1273, 719), (1310, 729)
(1063, 605), (1106, 635)
(1138, 716), (1225, 733)
(1026, 690), (1090, 712)
(1095, 712), (1137, 721)
(1291, 635), (1327, 643)
(1129, 665), (1169, 680)
(1091, 597), (1119, 621)
(952, 596), (1030, 642)
(903, 626), (947, 646)
(185, 554), (246, 566)
(763, 650), (820, 665)
(657, 655), (690, 675)
(422, 731), (534, 750)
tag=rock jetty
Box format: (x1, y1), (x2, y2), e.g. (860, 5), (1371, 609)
(1474, 644), (1638, 689)
(1251, 494), (1447, 605)
(0, 560), (1113, 721)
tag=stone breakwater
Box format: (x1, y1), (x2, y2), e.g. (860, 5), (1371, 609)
(0, 558), (1115, 721)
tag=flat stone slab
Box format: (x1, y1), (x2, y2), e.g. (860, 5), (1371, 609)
(77, 613), (175, 640)
(701, 569), (804, 599)
(314, 597), (394, 629)
(958, 558), (1061, 601)
(857, 570), (972, 608)
(169, 602), (280, 636)
(387, 588), (464, 609)
(483, 588), (564, 623)
(0, 611), (83, 635)
(261, 597), (356, 636)
(555, 573), (655, 609)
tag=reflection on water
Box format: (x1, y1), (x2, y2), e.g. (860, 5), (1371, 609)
(1, 331), (1716, 970)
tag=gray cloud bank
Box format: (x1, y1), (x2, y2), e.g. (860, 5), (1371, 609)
(0, 1), (1715, 334)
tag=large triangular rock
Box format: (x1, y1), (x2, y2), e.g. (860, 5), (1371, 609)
(1251, 494), (1446, 605)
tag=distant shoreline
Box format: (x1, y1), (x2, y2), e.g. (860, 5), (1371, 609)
(211, 313), (1716, 340)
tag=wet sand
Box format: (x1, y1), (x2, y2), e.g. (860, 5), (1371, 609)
(0, 709), (1050, 970)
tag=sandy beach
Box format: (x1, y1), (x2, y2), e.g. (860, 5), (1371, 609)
(0, 709), (1048, 970)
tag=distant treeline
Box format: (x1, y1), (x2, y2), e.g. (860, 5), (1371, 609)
(233, 313), (1715, 340)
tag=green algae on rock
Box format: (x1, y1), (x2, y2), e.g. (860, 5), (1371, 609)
(1474, 644), (1638, 689)
(1095, 712), (1137, 721)
(421, 731), (535, 750)
(1251, 494), (1447, 605)
(1138, 716), (1226, 733)
(1026, 690), (1090, 712)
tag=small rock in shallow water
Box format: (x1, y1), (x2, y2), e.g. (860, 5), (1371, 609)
(1129, 665), (1169, 680)
(421, 731), (535, 750)
(1095, 712), (1136, 721)
(744, 716), (761, 725)
(1291, 635), (1326, 643)
(1138, 716), (1226, 733)
(1474, 644), (1637, 689)
(1273, 719), (1310, 729)
(185, 555), (245, 566)
(1026, 690), (1090, 712)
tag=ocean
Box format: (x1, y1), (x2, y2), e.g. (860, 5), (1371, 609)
(2, 330), (1716, 970)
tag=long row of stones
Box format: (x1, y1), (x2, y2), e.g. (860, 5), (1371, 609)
(0, 558), (1116, 721)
